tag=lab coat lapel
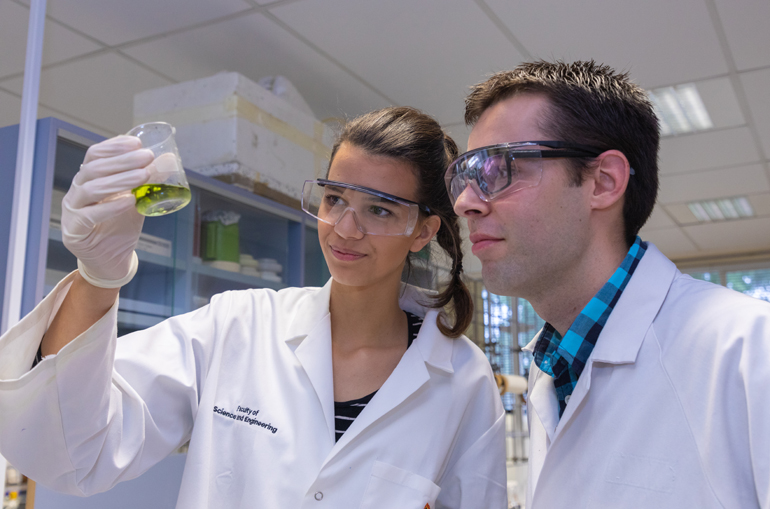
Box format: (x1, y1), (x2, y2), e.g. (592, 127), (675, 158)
(551, 243), (678, 438)
(293, 315), (336, 444)
(325, 308), (453, 464)
(328, 342), (430, 457)
(284, 280), (336, 444)
(528, 364), (560, 443)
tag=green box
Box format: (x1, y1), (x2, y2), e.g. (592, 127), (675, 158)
(201, 221), (240, 262)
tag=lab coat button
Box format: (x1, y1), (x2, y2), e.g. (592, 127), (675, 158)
(314, 492), (323, 501)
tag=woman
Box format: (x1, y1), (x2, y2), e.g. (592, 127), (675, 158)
(0, 107), (506, 508)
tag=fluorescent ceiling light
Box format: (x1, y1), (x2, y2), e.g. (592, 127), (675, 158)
(687, 197), (754, 223)
(648, 83), (713, 136)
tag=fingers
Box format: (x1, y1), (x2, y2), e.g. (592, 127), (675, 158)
(62, 193), (140, 240)
(82, 135), (143, 165)
(67, 167), (151, 210)
(75, 147), (154, 187)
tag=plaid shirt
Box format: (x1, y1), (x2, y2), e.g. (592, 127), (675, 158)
(533, 237), (647, 418)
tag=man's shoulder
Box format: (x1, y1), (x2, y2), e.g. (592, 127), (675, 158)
(632, 243), (769, 324)
(649, 272), (770, 355)
(666, 273), (770, 317)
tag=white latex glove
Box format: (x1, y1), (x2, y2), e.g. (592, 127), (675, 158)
(62, 135), (154, 288)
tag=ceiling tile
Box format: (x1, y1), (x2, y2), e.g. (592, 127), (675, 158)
(0, 85), (108, 135)
(695, 76), (745, 130)
(2, 52), (172, 135)
(483, 0), (727, 88)
(41, 0), (252, 46)
(684, 217), (770, 253)
(664, 203), (698, 225)
(658, 126), (760, 175)
(748, 193), (770, 217)
(641, 227), (700, 259)
(122, 12), (391, 122)
(270, 0), (526, 126)
(0, 0), (101, 79)
(740, 68), (770, 159)
(642, 204), (677, 230)
(712, 0), (770, 71)
(658, 163), (770, 204)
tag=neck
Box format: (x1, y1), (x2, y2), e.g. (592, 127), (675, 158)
(329, 275), (407, 350)
(530, 235), (629, 337)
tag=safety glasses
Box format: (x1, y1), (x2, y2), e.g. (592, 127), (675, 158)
(301, 179), (431, 236)
(445, 141), (630, 204)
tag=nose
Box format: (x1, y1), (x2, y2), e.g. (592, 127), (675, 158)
(333, 207), (365, 239)
(453, 183), (491, 218)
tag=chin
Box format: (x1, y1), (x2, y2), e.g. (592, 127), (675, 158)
(481, 264), (526, 298)
(327, 266), (372, 288)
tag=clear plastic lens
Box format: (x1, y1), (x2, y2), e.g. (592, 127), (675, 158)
(446, 146), (543, 203)
(302, 181), (419, 236)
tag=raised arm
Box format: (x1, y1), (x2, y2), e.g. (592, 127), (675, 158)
(41, 135), (153, 356)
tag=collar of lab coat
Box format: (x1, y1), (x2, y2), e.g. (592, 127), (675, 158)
(522, 242), (676, 363)
(523, 242), (678, 442)
(283, 278), (455, 452)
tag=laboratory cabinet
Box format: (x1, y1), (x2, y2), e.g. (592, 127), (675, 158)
(0, 117), (330, 508)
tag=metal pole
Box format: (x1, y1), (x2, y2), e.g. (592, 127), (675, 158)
(1, 0), (47, 335)
(1, 0), (47, 496)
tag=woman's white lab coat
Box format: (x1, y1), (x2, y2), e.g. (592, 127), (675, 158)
(0, 275), (506, 508)
(523, 243), (770, 508)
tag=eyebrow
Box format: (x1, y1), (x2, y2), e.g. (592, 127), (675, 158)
(363, 194), (399, 206)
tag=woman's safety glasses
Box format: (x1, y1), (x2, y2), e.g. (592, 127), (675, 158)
(301, 179), (431, 236)
(445, 141), (626, 204)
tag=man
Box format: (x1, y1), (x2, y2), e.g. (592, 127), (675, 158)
(446, 60), (770, 508)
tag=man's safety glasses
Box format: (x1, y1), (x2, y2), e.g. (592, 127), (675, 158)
(445, 141), (633, 204)
(301, 179), (431, 236)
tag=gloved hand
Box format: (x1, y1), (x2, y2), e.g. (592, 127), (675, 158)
(61, 135), (155, 288)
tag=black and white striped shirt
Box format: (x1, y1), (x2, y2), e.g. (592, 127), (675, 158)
(333, 311), (423, 442)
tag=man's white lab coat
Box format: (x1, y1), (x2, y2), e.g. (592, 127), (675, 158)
(0, 275), (506, 508)
(524, 243), (770, 508)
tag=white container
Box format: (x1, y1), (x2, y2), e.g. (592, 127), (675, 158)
(133, 72), (336, 205)
(136, 233), (173, 257)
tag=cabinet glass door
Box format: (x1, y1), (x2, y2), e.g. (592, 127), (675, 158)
(304, 225), (331, 287)
(188, 184), (298, 308)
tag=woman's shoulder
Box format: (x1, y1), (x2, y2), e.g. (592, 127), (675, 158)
(210, 284), (329, 313)
(415, 309), (494, 376)
(452, 333), (494, 372)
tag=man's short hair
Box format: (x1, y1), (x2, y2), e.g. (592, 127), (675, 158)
(465, 60), (660, 246)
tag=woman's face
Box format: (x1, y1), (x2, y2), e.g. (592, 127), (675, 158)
(318, 142), (439, 290)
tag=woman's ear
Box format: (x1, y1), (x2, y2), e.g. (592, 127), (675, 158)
(410, 215), (441, 253)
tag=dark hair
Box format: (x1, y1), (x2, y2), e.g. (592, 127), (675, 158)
(328, 106), (472, 338)
(465, 60), (660, 246)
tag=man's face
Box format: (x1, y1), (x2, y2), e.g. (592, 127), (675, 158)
(454, 94), (594, 300)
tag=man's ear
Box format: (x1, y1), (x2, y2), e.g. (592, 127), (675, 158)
(590, 150), (631, 211)
(410, 215), (441, 253)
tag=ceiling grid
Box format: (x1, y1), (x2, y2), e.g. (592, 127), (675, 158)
(0, 0), (768, 265)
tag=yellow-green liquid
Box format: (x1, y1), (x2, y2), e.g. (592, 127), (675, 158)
(133, 184), (191, 217)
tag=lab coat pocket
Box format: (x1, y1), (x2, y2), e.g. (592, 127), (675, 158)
(589, 451), (680, 506)
(359, 461), (441, 508)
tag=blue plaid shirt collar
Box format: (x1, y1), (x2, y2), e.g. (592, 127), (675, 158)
(533, 236), (647, 418)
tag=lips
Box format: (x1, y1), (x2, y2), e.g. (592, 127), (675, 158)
(330, 246), (366, 261)
(469, 232), (503, 255)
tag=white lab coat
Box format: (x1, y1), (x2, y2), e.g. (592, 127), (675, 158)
(524, 243), (770, 508)
(0, 275), (506, 508)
